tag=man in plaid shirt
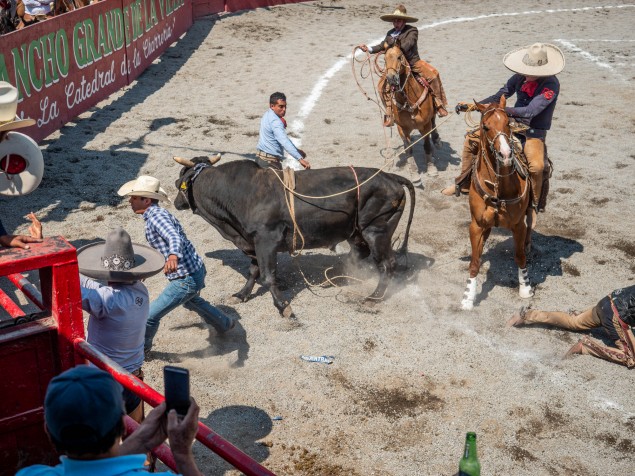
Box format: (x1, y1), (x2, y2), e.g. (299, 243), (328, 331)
(118, 176), (235, 353)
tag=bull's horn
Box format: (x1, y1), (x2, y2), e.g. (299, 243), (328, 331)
(173, 156), (195, 167)
(210, 153), (222, 165)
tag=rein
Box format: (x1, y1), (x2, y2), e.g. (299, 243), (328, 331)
(387, 56), (429, 117)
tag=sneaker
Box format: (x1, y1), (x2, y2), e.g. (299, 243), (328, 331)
(220, 319), (236, 334)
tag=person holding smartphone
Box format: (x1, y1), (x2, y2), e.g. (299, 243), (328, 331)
(16, 365), (203, 476)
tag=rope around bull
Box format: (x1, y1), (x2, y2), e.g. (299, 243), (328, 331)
(266, 50), (455, 300)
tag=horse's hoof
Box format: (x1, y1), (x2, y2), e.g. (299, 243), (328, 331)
(426, 164), (438, 177)
(461, 299), (474, 311)
(227, 295), (243, 305)
(282, 305), (295, 319)
(519, 285), (534, 299)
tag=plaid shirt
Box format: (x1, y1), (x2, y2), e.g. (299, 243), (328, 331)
(142, 204), (203, 280)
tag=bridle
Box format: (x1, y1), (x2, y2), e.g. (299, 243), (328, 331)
(384, 46), (429, 116)
(472, 107), (529, 212)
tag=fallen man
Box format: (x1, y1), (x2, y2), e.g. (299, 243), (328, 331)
(507, 285), (635, 368)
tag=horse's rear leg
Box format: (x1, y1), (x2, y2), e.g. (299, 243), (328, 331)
(511, 221), (534, 299)
(422, 134), (438, 177)
(462, 220), (491, 310)
(399, 126), (422, 188)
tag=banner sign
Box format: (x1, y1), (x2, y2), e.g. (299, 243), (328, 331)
(0, 0), (192, 142)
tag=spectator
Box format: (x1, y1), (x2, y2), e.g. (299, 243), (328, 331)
(76, 227), (164, 422)
(0, 212), (42, 249)
(117, 176), (235, 354)
(16, 365), (203, 476)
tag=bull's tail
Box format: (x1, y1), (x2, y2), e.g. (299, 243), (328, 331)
(388, 173), (416, 255)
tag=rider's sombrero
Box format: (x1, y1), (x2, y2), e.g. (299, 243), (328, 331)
(0, 81), (35, 133)
(77, 227), (164, 282)
(503, 43), (565, 77)
(380, 5), (418, 23)
(0, 132), (44, 196)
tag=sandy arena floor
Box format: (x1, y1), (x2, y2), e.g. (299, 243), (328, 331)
(2, 1), (635, 474)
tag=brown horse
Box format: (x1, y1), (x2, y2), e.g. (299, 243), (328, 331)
(461, 96), (533, 310)
(380, 41), (438, 187)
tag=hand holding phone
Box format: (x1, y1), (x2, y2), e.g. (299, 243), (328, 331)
(164, 365), (191, 417)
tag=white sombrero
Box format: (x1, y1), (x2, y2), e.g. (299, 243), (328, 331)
(380, 5), (418, 23)
(0, 132), (44, 196)
(503, 43), (565, 77)
(117, 175), (170, 202)
(0, 81), (36, 133)
(77, 227), (164, 282)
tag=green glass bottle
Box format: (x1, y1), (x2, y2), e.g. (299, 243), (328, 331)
(458, 432), (481, 476)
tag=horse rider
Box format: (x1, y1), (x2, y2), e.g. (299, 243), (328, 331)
(256, 92), (310, 170)
(441, 43), (565, 224)
(508, 285), (635, 369)
(359, 4), (449, 127)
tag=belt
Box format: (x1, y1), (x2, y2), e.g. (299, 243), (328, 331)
(257, 150), (282, 160)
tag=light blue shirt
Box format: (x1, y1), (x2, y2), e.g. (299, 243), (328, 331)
(81, 276), (149, 372)
(16, 454), (176, 475)
(256, 108), (303, 161)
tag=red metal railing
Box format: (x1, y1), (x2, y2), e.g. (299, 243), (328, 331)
(74, 338), (276, 476)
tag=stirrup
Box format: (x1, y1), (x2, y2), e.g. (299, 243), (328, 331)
(383, 114), (394, 127)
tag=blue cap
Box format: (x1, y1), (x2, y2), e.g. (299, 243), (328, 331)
(44, 365), (124, 443)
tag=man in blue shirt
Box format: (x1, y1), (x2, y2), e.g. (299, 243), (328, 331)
(441, 43), (565, 222)
(118, 176), (235, 354)
(16, 365), (202, 476)
(256, 92), (311, 170)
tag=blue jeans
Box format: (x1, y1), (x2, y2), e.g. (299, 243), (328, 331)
(145, 265), (231, 349)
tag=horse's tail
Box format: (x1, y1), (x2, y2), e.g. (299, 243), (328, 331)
(388, 173), (416, 255)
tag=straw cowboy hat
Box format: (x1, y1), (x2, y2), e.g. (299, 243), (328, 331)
(117, 175), (170, 202)
(380, 4), (418, 23)
(0, 81), (35, 132)
(0, 131), (44, 196)
(77, 227), (164, 282)
(503, 43), (565, 77)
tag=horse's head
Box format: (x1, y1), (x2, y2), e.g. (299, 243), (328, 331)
(476, 96), (513, 167)
(384, 41), (408, 89)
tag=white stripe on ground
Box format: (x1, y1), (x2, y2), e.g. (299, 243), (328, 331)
(289, 3), (635, 146)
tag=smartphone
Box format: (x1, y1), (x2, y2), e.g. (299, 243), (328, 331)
(164, 365), (191, 416)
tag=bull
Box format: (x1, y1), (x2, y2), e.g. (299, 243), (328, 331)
(173, 156), (415, 318)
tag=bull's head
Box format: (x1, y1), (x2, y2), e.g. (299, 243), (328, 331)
(173, 154), (221, 210)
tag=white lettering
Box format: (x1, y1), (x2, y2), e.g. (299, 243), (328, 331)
(65, 60), (117, 109)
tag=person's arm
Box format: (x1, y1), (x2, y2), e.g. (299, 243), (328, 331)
(505, 85), (558, 121)
(168, 398), (203, 476)
(0, 218), (43, 249)
(149, 212), (182, 274)
(271, 119), (303, 161)
(80, 278), (112, 318)
(119, 402), (169, 456)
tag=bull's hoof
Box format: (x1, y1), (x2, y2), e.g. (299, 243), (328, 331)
(228, 294), (245, 304)
(282, 305), (295, 319)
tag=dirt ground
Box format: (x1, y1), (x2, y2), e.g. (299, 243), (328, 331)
(2, 1), (635, 474)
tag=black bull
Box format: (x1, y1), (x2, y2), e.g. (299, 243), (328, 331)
(174, 157), (415, 317)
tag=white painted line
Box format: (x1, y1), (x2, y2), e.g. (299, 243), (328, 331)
(290, 3), (635, 148)
(555, 39), (619, 75)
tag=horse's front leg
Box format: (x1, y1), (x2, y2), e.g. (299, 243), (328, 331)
(422, 133), (437, 177)
(462, 219), (491, 310)
(511, 220), (534, 299)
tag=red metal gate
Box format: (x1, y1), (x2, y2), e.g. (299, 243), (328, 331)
(0, 236), (275, 475)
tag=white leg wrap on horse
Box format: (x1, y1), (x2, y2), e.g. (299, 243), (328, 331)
(425, 154), (438, 177)
(461, 277), (478, 311)
(518, 267), (534, 298)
